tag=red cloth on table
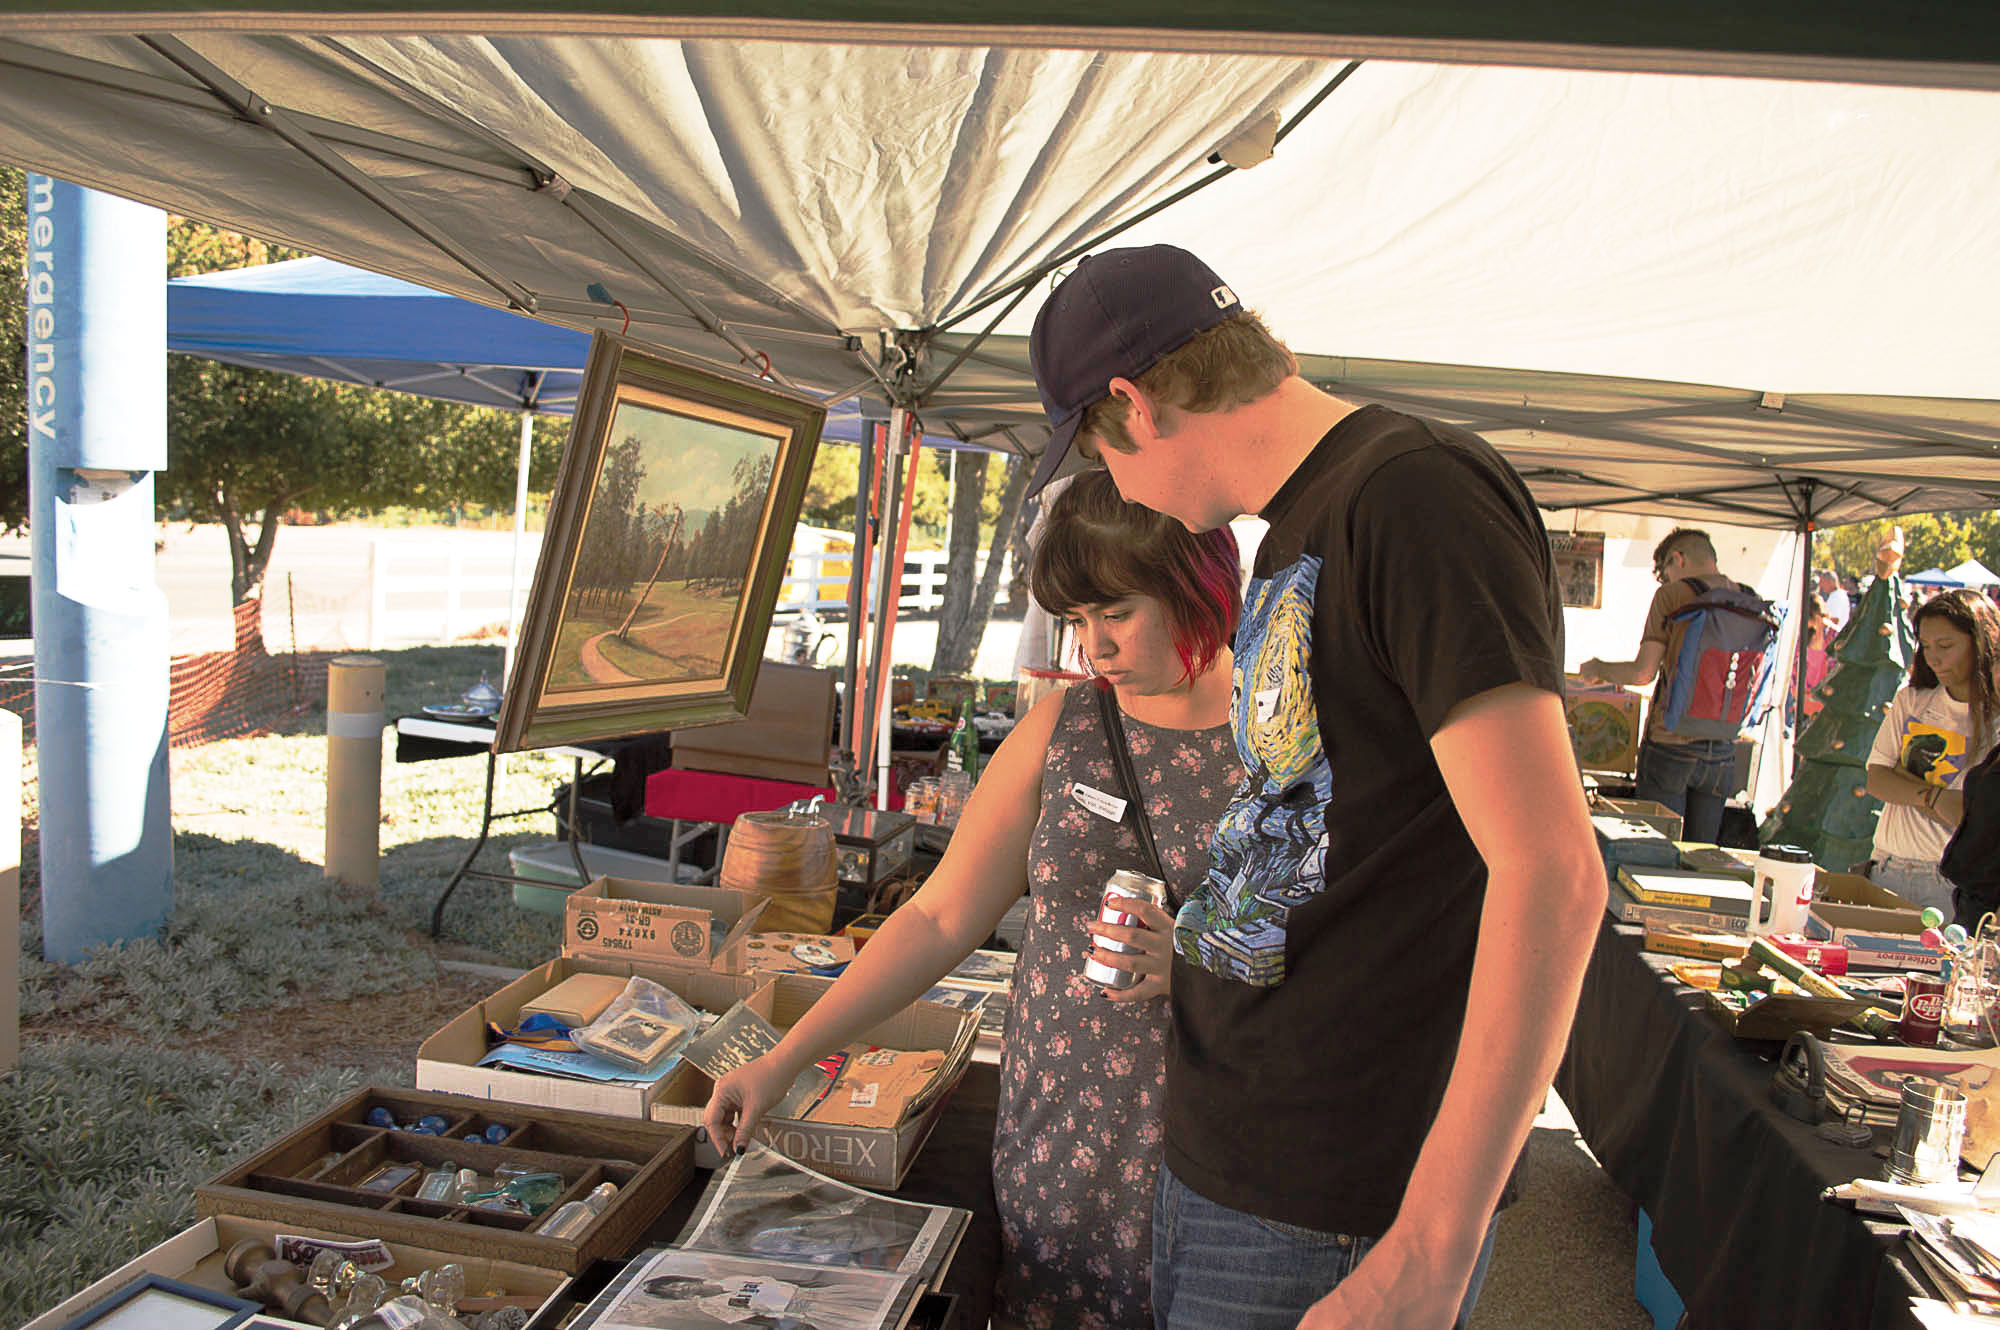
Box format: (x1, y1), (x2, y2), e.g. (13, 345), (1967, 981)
(642, 767), (834, 825)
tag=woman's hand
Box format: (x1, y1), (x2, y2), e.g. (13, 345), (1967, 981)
(1085, 895), (1176, 1003)
(1931, 787), (1966, 830)
(702, 1052), (801, 1156)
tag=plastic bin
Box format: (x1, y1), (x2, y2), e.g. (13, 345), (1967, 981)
(506, 841), (686, 914)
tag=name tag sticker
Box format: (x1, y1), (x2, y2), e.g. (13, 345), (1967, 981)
(1254, 687), (1281, 725)
(1071, 782), (1128, 822)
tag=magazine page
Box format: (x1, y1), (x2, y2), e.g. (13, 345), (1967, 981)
(682, 1144), (966, 1287)
(572, 1246), (917, 1330)
(1821, 1042), (2000, 1100)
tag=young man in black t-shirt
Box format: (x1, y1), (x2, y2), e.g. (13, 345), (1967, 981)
(1025, 245), (1603, 1330)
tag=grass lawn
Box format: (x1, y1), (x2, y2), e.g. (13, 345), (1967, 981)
(6, 644), (580, 1327)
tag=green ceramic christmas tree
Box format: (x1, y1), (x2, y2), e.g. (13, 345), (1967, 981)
(1759, 531), (1916, 870)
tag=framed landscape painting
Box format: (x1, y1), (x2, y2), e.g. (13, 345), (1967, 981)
(494, 334), (825, 752)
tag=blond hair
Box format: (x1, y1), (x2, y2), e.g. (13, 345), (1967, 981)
(1078, 312), (1296, 454)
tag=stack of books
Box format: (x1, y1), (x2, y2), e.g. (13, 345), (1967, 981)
(1610, 866), (1760, 933)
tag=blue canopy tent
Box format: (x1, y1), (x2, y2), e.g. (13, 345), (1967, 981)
(166, 256), (880, 679)
(1906, 567), (1967, 587)
(169, 256), (591, 414)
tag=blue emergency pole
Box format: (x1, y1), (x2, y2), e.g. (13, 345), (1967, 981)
(24, 175), (173, 963)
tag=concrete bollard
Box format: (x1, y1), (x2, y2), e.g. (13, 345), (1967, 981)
(2, 708), (18, 1073)
(325, 655), (385, 888)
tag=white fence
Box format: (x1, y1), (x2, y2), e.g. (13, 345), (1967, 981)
(367, 537), (523, 648)
(364, 535), (1016, 647)
(773, 547), (1011, 617)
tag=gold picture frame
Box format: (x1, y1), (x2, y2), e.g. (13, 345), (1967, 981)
(493, 334), (825, 752)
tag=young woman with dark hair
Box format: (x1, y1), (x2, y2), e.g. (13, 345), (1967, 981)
(1865, 588), (2000, 914)
(704, 470), (1244, 1330)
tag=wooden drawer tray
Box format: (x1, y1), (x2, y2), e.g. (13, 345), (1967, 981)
(196, 1086), (695, 1274)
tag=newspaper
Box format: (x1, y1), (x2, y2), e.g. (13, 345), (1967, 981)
(570, 1145), (968, 1330)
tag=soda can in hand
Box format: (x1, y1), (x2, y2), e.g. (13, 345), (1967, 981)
(1083, 869), (1169, 991)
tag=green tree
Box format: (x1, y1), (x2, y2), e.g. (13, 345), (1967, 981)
(162, 215), (566, 606)
(932, 451), (1029, 674)
(1820, 514), (1984, 581)
(2, 166), (27, 534)
(800, 437), (952, 542)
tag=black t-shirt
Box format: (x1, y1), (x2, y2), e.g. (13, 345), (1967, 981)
(1165, 404), (1565, 1235)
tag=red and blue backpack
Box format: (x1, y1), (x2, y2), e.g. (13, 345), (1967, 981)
(1659, 577), (1782, 741)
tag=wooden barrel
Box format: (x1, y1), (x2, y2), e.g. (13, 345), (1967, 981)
(720, 808), (838, 934)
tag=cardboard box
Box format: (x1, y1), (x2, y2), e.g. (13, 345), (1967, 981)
(1593, 814), (1680, 878)
(194, 1086), (694, 1275)
(22, 1212), (571, 1330)
(1597, 796), (1684, 843)
(1803, 871), (1943, 972)
(650, 974), (979, 1189)
(670, 661), (835, 787)
(419, 956), (759, 1119)
(1565, 679), (1643, 775)
(563, 877), (767, 972)
(1668, 960), (1880, 1040)
(732, 931), (858, 974)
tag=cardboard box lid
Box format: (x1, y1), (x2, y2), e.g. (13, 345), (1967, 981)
(1815, 871), (1920, 914)
(563, 877), (768, 971)
(1808, 871), (1925, 939)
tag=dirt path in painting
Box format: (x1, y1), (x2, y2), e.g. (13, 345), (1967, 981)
(576, 608), (707, 683)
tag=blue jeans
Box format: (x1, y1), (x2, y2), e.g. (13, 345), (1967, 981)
(1634, 737), (1737, 844)
(1152, 1165), (1499, 1330)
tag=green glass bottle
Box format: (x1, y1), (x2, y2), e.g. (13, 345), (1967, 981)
(946, 699), (979, 778)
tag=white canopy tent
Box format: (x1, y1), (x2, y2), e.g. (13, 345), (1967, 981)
(0, 31), (1995, 534)
(3, 19), (1998, 791)
(1947, 558), (2000, 586)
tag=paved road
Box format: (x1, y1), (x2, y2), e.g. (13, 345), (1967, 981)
(0, 524), (1028, 678)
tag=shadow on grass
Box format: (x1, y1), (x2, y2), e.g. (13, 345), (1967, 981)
(20, 832), (438, 1037)
(377, 832), (565, 968)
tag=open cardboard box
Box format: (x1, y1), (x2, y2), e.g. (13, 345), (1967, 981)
(562, 878), (768, 973)
(1595, 795), (1684, 842)
(21, 1213), (570, 1330)
(650, 973), (980, 1190)
(1803, 871), (1943, 972)
(419, 956), (758, 1118)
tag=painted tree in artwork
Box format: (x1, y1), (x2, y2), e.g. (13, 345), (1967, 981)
(1760, 531), (1916, 870)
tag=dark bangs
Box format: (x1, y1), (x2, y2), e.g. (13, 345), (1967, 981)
(1029, 471), (1241, 683)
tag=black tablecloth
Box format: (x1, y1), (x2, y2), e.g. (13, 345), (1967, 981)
(1556, 918), (1924, 1330)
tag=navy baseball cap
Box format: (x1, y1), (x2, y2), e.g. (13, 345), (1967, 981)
(1025, 245), (1243, 498)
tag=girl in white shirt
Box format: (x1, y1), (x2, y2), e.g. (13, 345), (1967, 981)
(1867, 589), (2000, 917)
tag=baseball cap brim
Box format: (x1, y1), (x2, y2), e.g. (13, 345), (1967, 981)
(1024, 410), (1083, 501)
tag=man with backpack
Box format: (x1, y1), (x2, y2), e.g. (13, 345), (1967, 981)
(1582, 527), (1780, 843)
